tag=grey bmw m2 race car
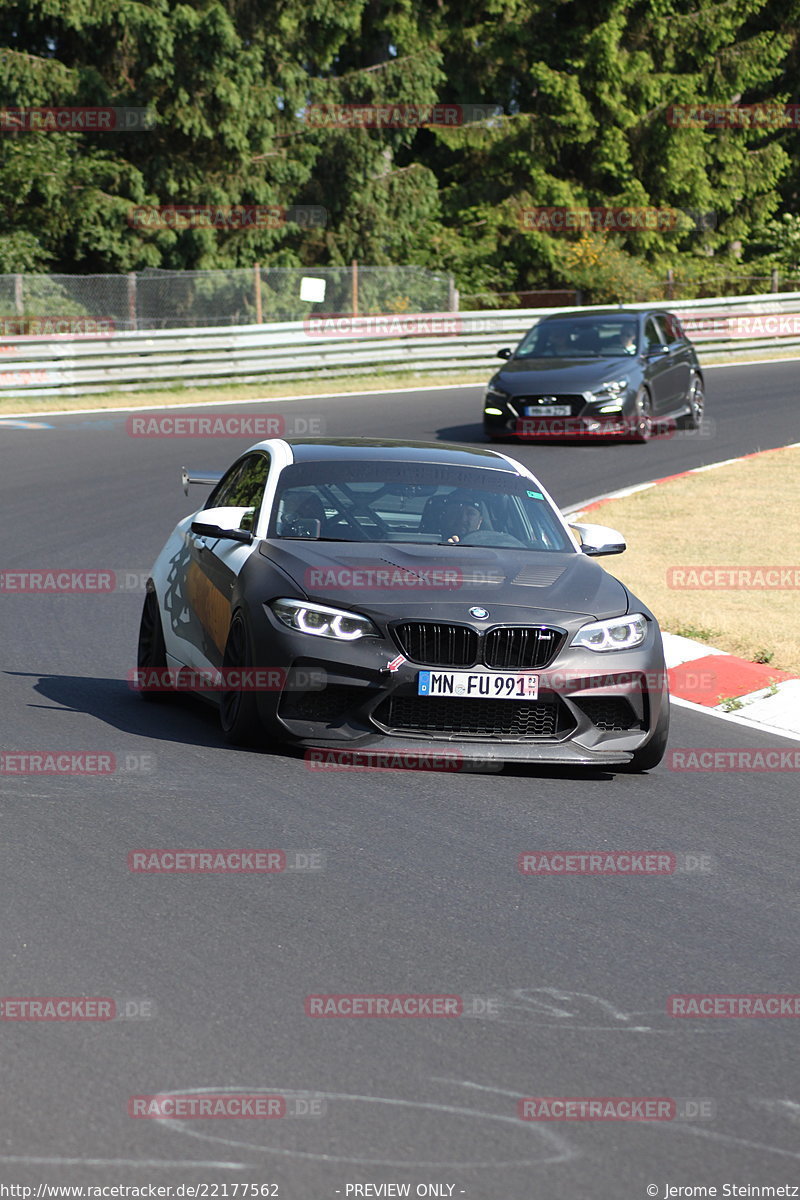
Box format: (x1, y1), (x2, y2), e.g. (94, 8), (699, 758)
(136, 438), (669, 771)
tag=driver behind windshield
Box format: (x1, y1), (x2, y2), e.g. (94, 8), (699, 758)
(443, 501), (483, 544)
(544, 326), (573, 356)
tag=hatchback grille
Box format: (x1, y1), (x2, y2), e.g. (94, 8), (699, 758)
(518, 394), (585, 417)
(374, 695), (572, 740)
(393, 622), (564, 669)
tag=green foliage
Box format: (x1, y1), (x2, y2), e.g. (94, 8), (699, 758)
(1, 0), (799, 299)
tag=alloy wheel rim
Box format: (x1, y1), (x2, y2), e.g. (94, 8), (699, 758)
(221, 618), (245, 729)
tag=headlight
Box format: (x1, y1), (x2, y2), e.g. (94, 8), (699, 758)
(269, 598), (379, 641)
(589, 379), (628, 401)
(571, 613), (647, 652)
(486, 385), (511, 402)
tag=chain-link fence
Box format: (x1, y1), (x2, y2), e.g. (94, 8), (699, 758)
(0, 265), (456, 332)
(3, 267), (798, 332)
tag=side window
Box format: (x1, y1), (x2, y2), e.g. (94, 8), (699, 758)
(206, 454), (270, 531)
(660, 313), (682, 344)
(643, 316), (664, 349)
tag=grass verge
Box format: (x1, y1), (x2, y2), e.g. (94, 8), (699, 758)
(571, 444), (800, 674)
(0, 371), (486, 416)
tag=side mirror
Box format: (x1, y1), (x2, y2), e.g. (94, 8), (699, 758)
(191, 505), (256, 543)
(496, 347), (513, 360)
(191, 521), (253, 544)
(645, 343), (669, 358)
(570, 522), (626, 556)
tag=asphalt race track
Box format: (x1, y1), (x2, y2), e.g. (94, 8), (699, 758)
(1, 359), (799, 1196)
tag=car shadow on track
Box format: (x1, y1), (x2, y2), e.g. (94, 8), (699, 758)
(10, 673), (626, 779)
(11, 670), (229, 749)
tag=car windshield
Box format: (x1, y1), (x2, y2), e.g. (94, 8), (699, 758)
(270, 461), (573, 551)
(514, 318), (639, 359)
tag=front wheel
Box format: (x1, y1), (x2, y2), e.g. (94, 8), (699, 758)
(678, 373), (704, 430)
(219, 611), (264, 746)
(629, 388), (654, 442)
(136, 586), (172, 701)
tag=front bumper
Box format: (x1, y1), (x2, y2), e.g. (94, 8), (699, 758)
(484, 391), (634, 440)
(251, 607), (668, 766)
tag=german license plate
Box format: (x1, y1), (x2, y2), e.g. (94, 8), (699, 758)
(524, 404), (571, 417)
(417, 670), (539, 700)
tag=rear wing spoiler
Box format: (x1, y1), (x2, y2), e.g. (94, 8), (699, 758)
(181, 466), (224, 497)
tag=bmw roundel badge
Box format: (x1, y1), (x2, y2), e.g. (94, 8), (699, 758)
(469, 606), (489, 619)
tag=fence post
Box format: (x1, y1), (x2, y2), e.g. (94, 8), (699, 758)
(448, 274), (459, 311)
(254, 263), (263, 324)
(666, 268), (674, 301)
(351, 259), (358, 316)
(127, 273), (137, 331)
(771, 267), (779, 293)
(14, 273), (23, 316)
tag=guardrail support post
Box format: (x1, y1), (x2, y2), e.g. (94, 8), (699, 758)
(127, 272), (137, 331)
(254, 263), (263, 324)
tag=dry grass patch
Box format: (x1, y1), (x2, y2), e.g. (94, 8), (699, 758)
(573, 444), (800, 674)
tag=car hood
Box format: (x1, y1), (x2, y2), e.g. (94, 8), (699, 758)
(494, 355), (636, 393)
(261, 540), (629, 620)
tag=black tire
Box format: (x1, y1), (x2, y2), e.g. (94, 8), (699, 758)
(677, 372), (704, 430)
(619, 700), (670, 773)
(136, 586), (172, 701)
(219, 611), (264, 746)
(629, 387), (654, 442)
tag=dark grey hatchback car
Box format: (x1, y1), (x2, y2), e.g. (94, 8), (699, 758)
(484, 308), (704, 442)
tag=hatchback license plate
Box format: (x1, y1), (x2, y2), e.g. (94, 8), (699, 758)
(524, 404), (571, 417)
(418, 670), (539, 700)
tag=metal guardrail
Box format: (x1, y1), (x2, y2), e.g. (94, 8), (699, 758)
(1, 292), (800, 399)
